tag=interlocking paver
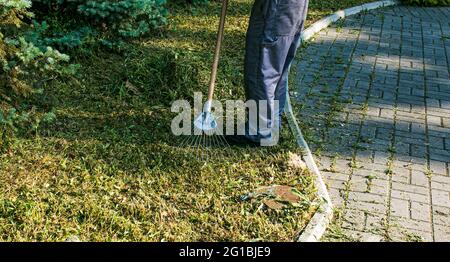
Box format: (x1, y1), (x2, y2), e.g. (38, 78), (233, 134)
(411, 202), (432, 222)
(295, 6), (450, 242)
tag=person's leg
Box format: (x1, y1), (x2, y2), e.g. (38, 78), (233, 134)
(244, 0), (266, 99)
(243, 0), (274, 144)
(243, 0), (308, 145)
(274, 0), (309, 122)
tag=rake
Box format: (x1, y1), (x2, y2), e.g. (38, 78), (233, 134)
(179, 0), (230, 160)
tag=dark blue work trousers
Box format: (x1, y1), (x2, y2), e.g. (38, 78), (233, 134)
(244, 0), (309, 144)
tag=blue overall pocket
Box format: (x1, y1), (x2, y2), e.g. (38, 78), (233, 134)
(262, 0), (306, 46)
(261, 0), (279, 46)
(274, 0), (305, 36)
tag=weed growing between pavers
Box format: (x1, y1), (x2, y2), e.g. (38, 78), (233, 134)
(291, 8), (386, 242)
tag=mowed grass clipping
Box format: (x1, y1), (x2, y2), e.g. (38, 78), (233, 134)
(0, 0), (373, 241)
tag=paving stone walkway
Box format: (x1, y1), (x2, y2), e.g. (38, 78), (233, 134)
(294, 6), (450, 242)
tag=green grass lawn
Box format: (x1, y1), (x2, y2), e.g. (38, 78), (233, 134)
(0, 0), (374, 241)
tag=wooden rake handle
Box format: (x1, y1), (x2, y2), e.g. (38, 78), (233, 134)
(206, 0), (229, 104)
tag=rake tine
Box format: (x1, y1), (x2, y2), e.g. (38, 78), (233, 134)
(193, 133), (201, 151)
(200, 132), (207, 161)
(206, 135), (211, 161)
(212, 133), (218, 147)
(200, 133), (205, 161)
(179, 135), (192, 148)
(195, 133), (201, 160)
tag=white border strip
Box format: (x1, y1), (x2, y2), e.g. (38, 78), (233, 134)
(301, 0), (399, 42)
(288, 0), (400, 242)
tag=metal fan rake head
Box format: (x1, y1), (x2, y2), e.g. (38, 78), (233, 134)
(193, 107), (218, 132)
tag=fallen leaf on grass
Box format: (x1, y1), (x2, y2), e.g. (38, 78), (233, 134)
(244, 185), (305, 210)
